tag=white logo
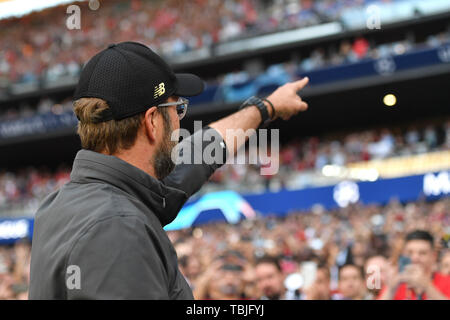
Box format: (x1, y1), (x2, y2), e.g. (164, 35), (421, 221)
(437, 45), (450, 63)
(423, 171), (450, 196)
(374, 57), (396, 75)
(333, 181), (360, 208)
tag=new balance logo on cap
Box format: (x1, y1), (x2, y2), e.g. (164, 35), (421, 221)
(154, 82), (165, 98)
(73, 41), (205, 122)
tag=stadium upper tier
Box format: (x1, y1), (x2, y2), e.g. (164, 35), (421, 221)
(1, 30), (450, 138)
(0, 0), (449, 92)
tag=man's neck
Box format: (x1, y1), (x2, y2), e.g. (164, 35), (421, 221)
(102, 149), (157, 179)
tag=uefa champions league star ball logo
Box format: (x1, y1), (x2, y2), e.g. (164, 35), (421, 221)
(333, 180), (360, 208)
(437, 45), (450, 63)
(374, 57), (396, 76)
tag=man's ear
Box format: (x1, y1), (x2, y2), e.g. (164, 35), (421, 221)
(143, 106), (158, 143)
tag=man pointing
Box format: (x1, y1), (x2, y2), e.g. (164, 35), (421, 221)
(29, 41), (309, 299)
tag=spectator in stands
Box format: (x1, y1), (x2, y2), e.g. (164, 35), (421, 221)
(0, 272), (15, 300)
(445, 121), (450, 149)
(0, 198), (450, 300)
(378, 230), (450, 300)
(254, 255), (288, 300)
(303, 265), (332, 300)
(424, 125), (438, 150)
(335, 264), (369, 300)
(349, 239), (369, 268)
(0, 241), (30, 300)
(179, 254), (202, 290)
(440, 250), (450, 276)
(193, 258), (247, 300)
(352, 37), (369, 59)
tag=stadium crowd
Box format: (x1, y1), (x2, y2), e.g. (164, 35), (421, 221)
(170, 198), (450, 300)
(1, 119), (449, 214)
(219, 29), (450, 89)
(0, 97), (73, 122)
(1, 198), (449, 299)
(0, 0), (411, 86)
(207, 120), (450, 193)
(1, 27), (449, 121)
(0, 0), (449, 301)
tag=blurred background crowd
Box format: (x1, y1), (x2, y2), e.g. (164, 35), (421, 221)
(0, 0), (410, 86)
(1, 26), (449, 121)
(170, 198), (450, 300)
(1, 118), (449, 213)
(0, 0), (449, 300)
(1, 198), (449, 299)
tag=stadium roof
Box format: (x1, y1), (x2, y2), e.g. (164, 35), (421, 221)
(0, 0), (84, 20)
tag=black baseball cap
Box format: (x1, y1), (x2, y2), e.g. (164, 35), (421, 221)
(73, 41), (205, 122)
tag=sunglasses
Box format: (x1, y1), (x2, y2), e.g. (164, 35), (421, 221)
(157, 97), (189, 120)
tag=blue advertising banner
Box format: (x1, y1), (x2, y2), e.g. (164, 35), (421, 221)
(0, 110), (77, 139)
(206, 43), (450, 102)
(164, 170), (449, 230)
(294, 43), (450, 88)
(1, 170), (448, 242)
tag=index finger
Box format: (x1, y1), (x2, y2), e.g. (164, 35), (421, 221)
(292, 77), (309, 91)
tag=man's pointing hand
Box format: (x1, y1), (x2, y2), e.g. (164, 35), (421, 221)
(266, 77), (309, 121)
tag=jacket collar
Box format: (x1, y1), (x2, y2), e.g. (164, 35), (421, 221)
(70, 149), (187, 226)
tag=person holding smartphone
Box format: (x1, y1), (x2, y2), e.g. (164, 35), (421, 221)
(378, 230), (450, 300)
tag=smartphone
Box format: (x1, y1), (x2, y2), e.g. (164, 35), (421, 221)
(301, 261), (318, 288)
(398, 256), (411, 273)
(221, 264), (243, 272)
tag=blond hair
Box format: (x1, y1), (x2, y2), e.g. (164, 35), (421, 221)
(73, 98), (144, 154)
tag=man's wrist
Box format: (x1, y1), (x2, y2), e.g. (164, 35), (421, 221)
(262, 98), (276, 120)
(239, 96), (272, 127)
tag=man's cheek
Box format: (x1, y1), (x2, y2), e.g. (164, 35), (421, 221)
(171, 107), (180, 130)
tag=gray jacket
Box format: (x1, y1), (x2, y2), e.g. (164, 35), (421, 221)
(29, 127), (226, 299)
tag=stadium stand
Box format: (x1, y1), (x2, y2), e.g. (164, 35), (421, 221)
(1, 118), (449, 216)
(1, 27), (449, 138)
(0, 0), (419, 85)
(0, 0), (449, 300)
(1, 198), (449, 299)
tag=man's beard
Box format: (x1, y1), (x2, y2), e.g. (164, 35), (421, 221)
(153, 118), (177, 180)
